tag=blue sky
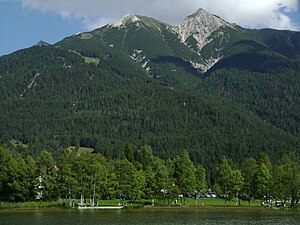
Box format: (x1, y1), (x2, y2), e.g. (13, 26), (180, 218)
(1, 0), (300, 56)
(0, 1), (84, 56)
(284, 12), (300, 28)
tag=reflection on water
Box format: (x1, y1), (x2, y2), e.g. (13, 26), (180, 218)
(0, 208), (299, 225)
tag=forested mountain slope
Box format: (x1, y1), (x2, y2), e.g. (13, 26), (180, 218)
(0, 9), (299, 168)
(203, 30), (300, 137)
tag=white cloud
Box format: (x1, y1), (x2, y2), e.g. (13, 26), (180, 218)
(21, 0), (299, 30)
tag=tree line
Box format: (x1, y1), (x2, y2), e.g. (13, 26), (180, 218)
(0, 145), (299, 207)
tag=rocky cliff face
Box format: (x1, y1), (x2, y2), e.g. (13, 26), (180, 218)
(109, 14), (141, 28)
(176, 8), (231, 50)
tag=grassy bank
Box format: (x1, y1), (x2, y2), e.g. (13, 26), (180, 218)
(139, 198), (262, 208)
(0, 198), (287, 210)
(0, 200), (67, 210)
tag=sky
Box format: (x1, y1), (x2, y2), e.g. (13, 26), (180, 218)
(1, 0), (300, 56)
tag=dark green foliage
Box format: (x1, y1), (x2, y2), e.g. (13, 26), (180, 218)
(201, 26), (257, 61)
(114, 159), (145, 200)
(252, 29), (300, 60)
(1, 145), (298, 207)
(272, 152), (300, 207)
(202, 67), (300, 137)
(217, 156), (244, 200)
(174, 150), (196, 194)
(201, 27), (300, 140)
(2, 43), (299, 170)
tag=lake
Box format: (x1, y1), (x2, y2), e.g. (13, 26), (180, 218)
(0, 208), (299, 225)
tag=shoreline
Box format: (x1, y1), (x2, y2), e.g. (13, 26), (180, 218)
(0, 204), (293, 211)
(1, 198), (297, 211)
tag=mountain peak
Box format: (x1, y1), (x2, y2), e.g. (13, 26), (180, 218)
(110, 14), (140, 28)
(177, 8), (231, 48)
(190, 8), (211, 17)
(34, 40), (50, 47)
(189, 8), (225, 22)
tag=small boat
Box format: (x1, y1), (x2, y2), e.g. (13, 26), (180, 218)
(78, 189), (124, 210)
(78, 205), (124, 210)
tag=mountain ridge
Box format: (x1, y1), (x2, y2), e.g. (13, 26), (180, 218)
(102, 8), (236, 72)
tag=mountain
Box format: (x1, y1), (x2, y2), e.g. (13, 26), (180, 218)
(0, 9), (299, 169)
(55, 9), (300, 137)
(34, 40), (50, 47)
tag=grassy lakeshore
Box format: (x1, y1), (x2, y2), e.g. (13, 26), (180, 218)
(134, 198), (263, 208)
(0, 200), (66, 210)
(0, 198), (269, 210)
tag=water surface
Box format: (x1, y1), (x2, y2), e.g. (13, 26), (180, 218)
(0, 208), (299, 225)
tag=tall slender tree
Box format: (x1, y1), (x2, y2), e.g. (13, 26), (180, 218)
(273, 152), (300, 207)
(174, 150), (196, 195)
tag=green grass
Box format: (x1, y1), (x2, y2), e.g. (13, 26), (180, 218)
(151, 198), (262, 208)
(70, 198), (260, 208)
(82, 56), (100, 64)
(67, 146), (94, 155)
(0, 200), (67, 210)
(69, 50), (100, 64)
